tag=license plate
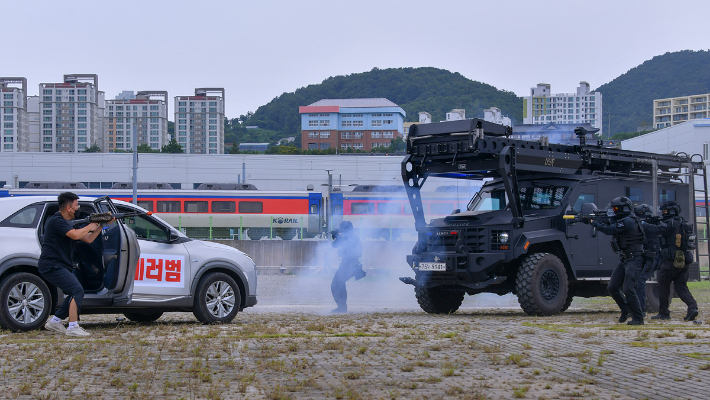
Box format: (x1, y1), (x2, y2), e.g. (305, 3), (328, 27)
(418, 262), (446, 271)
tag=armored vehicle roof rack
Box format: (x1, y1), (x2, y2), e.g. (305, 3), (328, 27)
(23, 182), (87, 189)
(196, 183), (258, 190)
(403, 118), (706, 229)
(111, 182), (173, 189)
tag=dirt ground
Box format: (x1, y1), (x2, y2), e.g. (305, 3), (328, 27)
(1, 276), (709, 400)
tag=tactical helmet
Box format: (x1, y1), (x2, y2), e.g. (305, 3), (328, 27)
(339, 221), (354, 232)
(660, 201), (681, 218)
(634, 204), (653, 219)
(610, 196), (633, 216)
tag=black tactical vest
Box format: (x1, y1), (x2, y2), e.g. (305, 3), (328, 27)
(616, 215), (645, 250)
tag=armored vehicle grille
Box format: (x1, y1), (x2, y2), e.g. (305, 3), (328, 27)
(426, 228), (487, 253)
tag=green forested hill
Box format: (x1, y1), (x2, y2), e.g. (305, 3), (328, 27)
(596, 50), (710, 137)
(235, 67), (522, 146)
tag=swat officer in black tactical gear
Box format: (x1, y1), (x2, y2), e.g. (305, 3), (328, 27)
(330, 221), (366, 313)
(633, 204), (665, 316)
(583, 196), (646, 325)
(651, 201), (699, 321)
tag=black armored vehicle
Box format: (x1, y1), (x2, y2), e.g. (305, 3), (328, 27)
(400, 119), (707, 315)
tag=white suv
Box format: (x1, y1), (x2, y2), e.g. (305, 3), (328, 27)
(0, 196), (257, 332)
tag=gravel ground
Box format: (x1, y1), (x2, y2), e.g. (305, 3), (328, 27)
(0, 275), (708, 399)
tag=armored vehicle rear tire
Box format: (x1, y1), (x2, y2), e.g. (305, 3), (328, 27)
(415, 286), (464, 314)
(516, 253), (569, 316)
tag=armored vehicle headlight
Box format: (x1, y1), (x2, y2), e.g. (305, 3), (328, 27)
(499, 232), (509, 243)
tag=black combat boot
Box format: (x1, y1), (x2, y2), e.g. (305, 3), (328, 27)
(651, 314), (671, 320)
(627, 319), (644, 326)
(618, 310), (630, 323)
(684, 309), (699, 322)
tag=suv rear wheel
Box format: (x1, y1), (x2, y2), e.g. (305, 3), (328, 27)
(516, 253), (569, 316)
(0, 272), (52, 332)
(414, 285), (465, 314)
(193, 272), (241, 324)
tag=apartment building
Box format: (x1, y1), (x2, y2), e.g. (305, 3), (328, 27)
(0, 77), (29, 152)
(523, 82), (603, 137)
(653, 94), (709, 129)
(105, 91), (170, 152)
(299, 98), (405, 151)
(174, 88), (225, 154)
(38, 74), (103, 152)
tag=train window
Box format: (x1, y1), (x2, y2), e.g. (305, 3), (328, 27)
(309, 204), (318, 214)
(573, 194), (595, 212)
(333, 204), (343, 215)
(185, 201), (208, 213)
(239, 201), (263, 213)
(625, 187), (643, 202)
(156, 201), (181, 212)
(351, 203), (375, 214)
(377, 203), (401, 214)
(212, 201), (236, 213)
(430, 202), (454, 215)
(659, 190), (676, 203)
(137, 201), (154, 212)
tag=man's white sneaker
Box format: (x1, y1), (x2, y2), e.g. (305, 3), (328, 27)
(65, 325), (90, 337)
(44, 320), (66, 334)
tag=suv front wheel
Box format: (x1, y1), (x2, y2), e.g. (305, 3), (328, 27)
(193, 272), (241, 324)
(0, 272), (52, 332)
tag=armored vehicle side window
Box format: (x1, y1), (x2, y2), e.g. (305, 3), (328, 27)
(660, 189), (676, 202)
(469, 189), (507, 211)
(519, 186), (568, 209)
(625, 187), (643, 202)
(0, 204), (44, 228)
(573, 193), (596, 212)
(351, 203), (375, 214)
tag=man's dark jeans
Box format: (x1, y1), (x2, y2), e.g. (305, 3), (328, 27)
(39, 266), (84, 320)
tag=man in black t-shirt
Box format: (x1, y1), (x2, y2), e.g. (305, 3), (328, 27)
(39, 192), (108, 337)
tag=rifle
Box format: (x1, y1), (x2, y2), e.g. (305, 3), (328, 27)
(72, 211), (153, 227)
(563, 203), (615, 224)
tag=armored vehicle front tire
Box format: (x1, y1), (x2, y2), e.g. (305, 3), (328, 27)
(415, 285), (465, 314)
(0, 272), (52, 332)
(516, 253), (569, 316)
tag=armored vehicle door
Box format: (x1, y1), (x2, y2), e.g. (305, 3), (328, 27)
(567, 186), (603, 277)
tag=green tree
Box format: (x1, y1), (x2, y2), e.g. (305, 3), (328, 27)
(390, 137), (405, 152)
(83, 143), (101, 153)
(161, 138), (184, 153)
(137, 143), (155, 153)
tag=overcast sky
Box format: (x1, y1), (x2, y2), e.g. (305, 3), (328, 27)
(4, 0), (708, 119)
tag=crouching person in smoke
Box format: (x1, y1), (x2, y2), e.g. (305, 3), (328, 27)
(330, 221), (366, 313)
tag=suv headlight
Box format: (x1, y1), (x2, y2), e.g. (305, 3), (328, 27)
(499, 232), (509, 243)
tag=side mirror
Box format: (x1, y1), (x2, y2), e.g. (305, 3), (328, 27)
(169, 231), (180, 242)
